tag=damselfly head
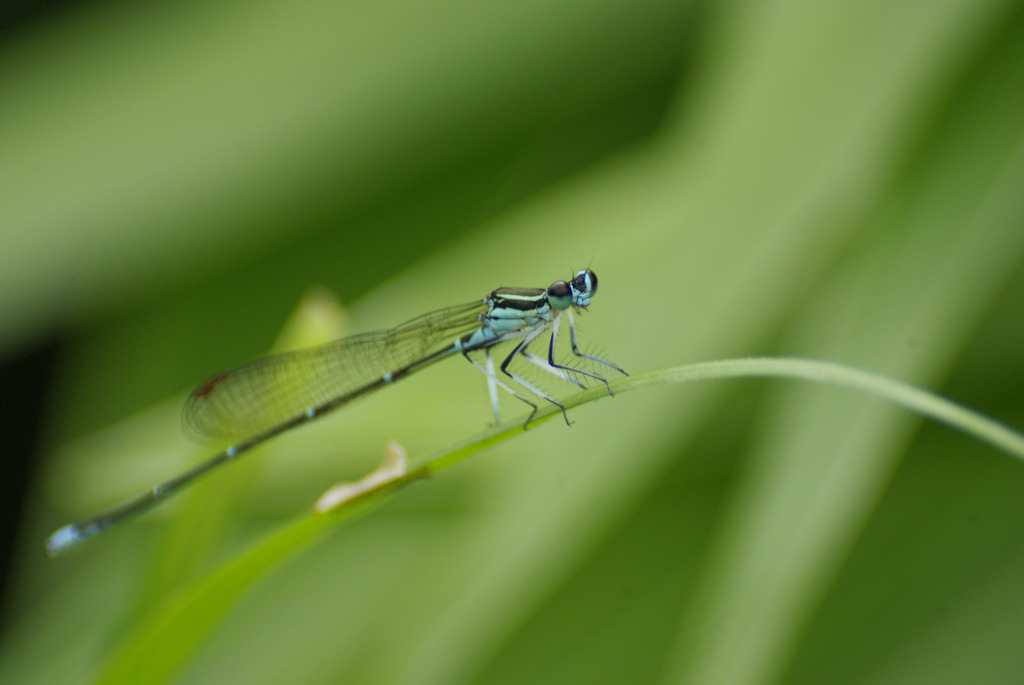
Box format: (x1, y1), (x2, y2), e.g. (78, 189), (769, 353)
(569, 269), (598, 308)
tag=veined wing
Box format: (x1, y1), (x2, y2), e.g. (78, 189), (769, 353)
(182, 300), (487, 443)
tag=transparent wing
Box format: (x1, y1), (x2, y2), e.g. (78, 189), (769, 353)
(182, 300), (487, 443)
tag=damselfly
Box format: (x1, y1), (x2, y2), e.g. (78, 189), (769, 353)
(46, 269), (625, 556)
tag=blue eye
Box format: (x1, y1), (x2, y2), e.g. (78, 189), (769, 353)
(572, 269), (598, 296)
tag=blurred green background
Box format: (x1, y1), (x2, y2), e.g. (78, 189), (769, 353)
(2, 0), (1024, 683)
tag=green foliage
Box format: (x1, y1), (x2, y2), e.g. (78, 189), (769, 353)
(3, 0), (1024, 684)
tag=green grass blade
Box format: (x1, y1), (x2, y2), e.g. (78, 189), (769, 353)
(91, 358), (1024, 684)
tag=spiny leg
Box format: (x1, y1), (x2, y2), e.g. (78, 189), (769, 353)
(520, 349), (584, 387)
(485, 349), (501, 424)
(542, 312), (617, 393)
(463, 348), (537, 426)
(562, 309), (628, 395)
(524, 352), (581, 384)
(499, 331), (570, 426)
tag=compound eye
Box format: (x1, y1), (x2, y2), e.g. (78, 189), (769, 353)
(573, 269), (598, 295)
(547, 280), (572, 310)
